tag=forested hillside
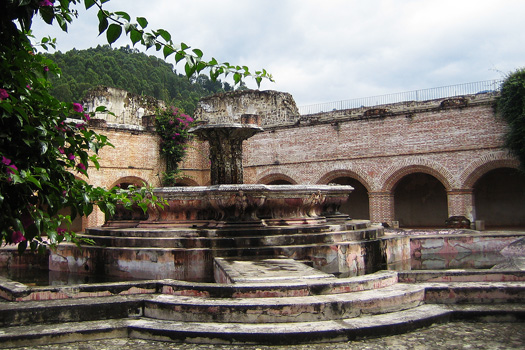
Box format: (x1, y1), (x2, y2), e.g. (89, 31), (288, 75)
(46, 45), (234, 115)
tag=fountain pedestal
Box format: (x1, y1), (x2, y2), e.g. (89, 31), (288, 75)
(191, 123), (262, 185)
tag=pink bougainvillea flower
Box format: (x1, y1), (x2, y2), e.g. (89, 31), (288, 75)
(57, 228), (67, 236)
(12, 231), (26, 244)
(83, 113), (91, 121)
(1, 156), (11, 165)
(72, 103), (83, 113)
(76, 163), (86, 171)
(58, 147), (65, 154)
(39, 0), (53, 6)
(43, 66), (49, 72)
(67, 153), (75, 161)
(0, 88), (9, 100)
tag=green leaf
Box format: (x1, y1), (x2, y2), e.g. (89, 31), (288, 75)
(25, 175), (42, 190)
(115, 11), (131, 22)
(233, 72), (242, 85)
(130, 29), (142, 46)
(85, 0), (96, 9)
(106, 24), (123, 44)
(156, 29), (171, 42)
(98, 12), (109, 35)
(195, 61), (207, 74)
(193, 49), (203, 58)
(40, 6), (54, 25)
(56, 15), (68, 32)
(185, 62), (196, 78)
(163, 45), (175, 58)
(136, 17), (148, 29)
(175, 51), (185, 63)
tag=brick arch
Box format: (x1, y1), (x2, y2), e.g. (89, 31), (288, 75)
(108, 176), (148, 189)
(381, 160), (453, 192)
(460, 151), (519, 188)
(174, 178), (199, 186)
(316, 169), (372, 192)
(257, 173), (298, 185)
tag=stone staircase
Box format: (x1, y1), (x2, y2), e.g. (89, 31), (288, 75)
(3, 221), (524, 347)
(1, 268), (523, 347)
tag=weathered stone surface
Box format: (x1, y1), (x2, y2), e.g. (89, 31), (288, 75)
(213, 257), (335, 283)
(83, 86), (164, 127)
(194, 90), (300, 127)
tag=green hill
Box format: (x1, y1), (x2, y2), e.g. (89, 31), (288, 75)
(46, 45), (233, 115)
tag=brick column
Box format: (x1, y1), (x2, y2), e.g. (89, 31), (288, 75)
(447, 189), (474, 221)
(85, 207), (105, 230)
(368, 191), (394, 224)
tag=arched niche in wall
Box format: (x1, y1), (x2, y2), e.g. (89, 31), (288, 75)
(257, 174), (297, 185)
(393, 172), (448, 227)
(172, 178), (200, 187)
(327, 177), (370, 219)
(473, 167), (525, 228)
(109, 176), (148, 189)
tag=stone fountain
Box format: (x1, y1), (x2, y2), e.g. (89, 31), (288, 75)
(49, 90), (383, 282)
(3, 90), (523, 348)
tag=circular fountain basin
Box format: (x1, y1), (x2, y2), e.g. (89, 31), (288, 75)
(114, 184), (354, 228)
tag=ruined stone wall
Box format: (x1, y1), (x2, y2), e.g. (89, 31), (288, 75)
(194, 90), (299, 127)
(83, 86), (165, 126)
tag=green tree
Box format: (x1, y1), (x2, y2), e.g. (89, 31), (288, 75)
(497, 68), (525, 171)
(45, 45), (238, 115)
(0, 0), (271, 252)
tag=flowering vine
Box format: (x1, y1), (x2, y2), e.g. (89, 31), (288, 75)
(154, 107), (196, 186)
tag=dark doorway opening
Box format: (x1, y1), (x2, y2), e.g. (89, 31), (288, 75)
(394, 172), (448, 227)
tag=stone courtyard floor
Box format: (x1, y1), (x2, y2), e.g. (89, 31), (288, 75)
(7, 321), (524, 350)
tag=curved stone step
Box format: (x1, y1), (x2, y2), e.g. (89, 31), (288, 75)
(4, 304), (523, 347)
(132, 304), (452, 344)
(0, 295), (144, 327)
(143, 283), (426, 323)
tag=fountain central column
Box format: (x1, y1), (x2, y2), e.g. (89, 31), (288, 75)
(190, 118), (263, 185)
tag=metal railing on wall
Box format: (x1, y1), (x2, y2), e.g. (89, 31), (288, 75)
(298, 80), (502, 115)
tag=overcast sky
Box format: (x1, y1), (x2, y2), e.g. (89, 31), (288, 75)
(32, 0), (525, 107)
